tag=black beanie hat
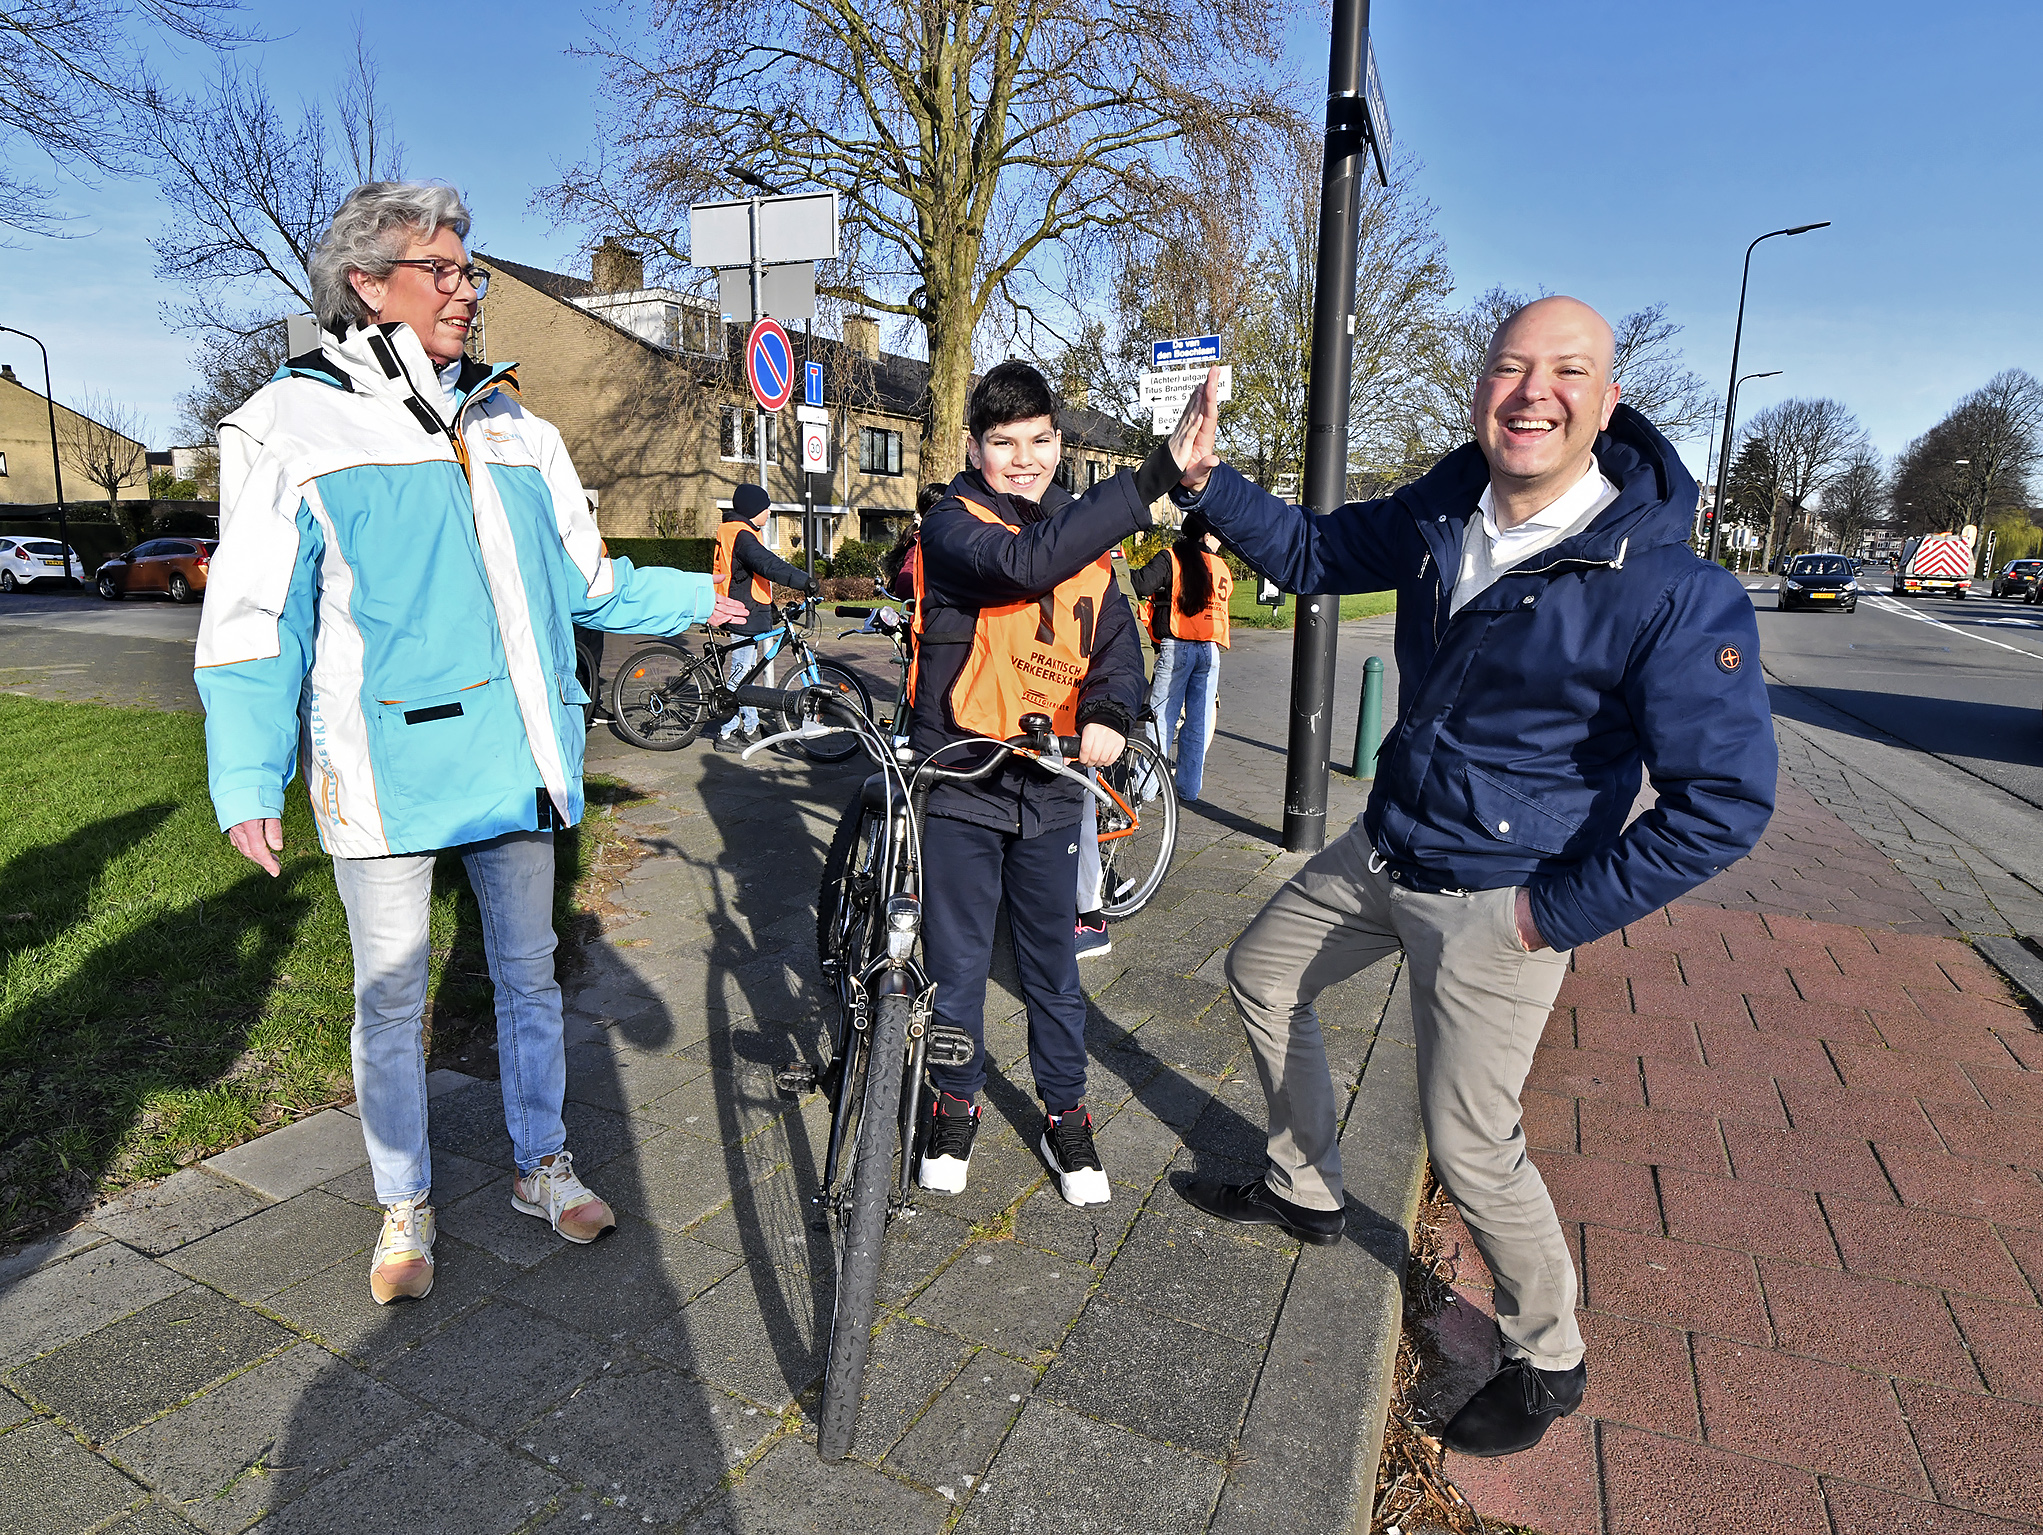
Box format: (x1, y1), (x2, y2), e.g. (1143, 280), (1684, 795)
(731, 483), (771, 520)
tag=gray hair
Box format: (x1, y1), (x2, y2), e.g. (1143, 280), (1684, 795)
(308, 181), (473, 334)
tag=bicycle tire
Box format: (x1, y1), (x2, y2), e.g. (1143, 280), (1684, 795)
(817, 792), (884, 991)
(573, 633), (601, 732)
(780, 659), (872, 763)
(609, 645), (711, 750)
(816, 989), (909, 1461)
(1097, 734), (1179, 918)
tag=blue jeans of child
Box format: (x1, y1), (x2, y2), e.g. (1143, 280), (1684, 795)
(1150, 637), (1219, 800)
(720, 631), (784, 735)
(331, 829), (566, 1205)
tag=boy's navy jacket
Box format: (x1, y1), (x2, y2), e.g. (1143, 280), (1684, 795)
(718, 508), (814, 635)
(912, 462), (1155, 836)
(1183, 405), (1776, 952)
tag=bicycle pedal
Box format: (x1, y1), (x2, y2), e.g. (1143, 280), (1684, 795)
(923, 1024), (976, 1068)
(774, 1063), (818, 1096)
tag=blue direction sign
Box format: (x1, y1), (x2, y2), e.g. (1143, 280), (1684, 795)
(1152, 335), (1221, 369)
(746, 319), (795, 412)
(805, 360), (824, 407)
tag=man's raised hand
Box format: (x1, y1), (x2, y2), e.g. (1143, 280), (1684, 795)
(1168, 366), (1224, 494)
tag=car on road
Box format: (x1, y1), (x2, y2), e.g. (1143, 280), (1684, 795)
(1777, 553), (1859, 613)
(95, 538), (216, 604)
(1992, 559), (2043, 599)
(0, 536), (84, 592)
(1893, 532), (1974, 598)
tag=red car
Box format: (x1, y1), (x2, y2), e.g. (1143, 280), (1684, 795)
(96, 538), (217, 604)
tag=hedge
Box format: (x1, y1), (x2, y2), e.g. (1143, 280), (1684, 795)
(607, 536), (715, 573)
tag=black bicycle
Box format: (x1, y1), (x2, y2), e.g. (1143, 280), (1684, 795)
(734, 684), (1113, 1461)
(607, 599), (870, 761)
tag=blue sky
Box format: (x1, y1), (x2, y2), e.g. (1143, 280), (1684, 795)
(3, 0), (2038, 485)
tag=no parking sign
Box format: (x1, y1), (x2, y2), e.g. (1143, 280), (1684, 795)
(746, 319), (794, 412)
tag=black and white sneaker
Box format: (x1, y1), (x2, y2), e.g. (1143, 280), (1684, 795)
(918, 1092), (980, 1193)
(1040, 1106), (1110, 1206)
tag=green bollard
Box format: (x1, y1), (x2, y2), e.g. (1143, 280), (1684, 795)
(1353, 655), (1384, 779)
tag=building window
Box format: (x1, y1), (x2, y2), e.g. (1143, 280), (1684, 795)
(1087, 459), (1103, 488)
(721, 406), (780, 462)
(1054, 456), (1075, 490)
(859, 426), (903, 476)
(677, 307), (723, 357)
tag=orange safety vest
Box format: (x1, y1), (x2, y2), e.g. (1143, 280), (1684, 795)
(1150, 548), (1233, 648)
(910, 495), (1114, 738)
(714, 521), (771, 606)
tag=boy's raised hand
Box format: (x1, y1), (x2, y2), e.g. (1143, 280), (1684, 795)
(1168, 366), (1223, 493)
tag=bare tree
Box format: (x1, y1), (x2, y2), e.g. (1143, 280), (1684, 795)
(176, 321), (290, 441)
(1737, 397), (1868, 565)
(1822, 447), (1886, 556)
(1890, 369), (2043, 542)
(0, 0), (252, 234)
(545, 0), (1300, 481)
(61, 391), (151, 536)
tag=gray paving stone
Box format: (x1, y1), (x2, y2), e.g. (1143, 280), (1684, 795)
(0, 1241), (189, 1370)
(955, 1397), (1223, 1533)
(1126, 1067), (1218, 1129)
(257, 1411), (562, 1535)
(0, 1226), (106, 1283)
(1182, 1090), (1270, 1168)
(201, 1110), (368, 1203)
(909, 1127), (1045, 1230)
(563, 1043), (708, 1118)
(317, 1148), (498, 1211)
(909, 1242), (1094, 1359)
(337, 1068), (482, 1116)
(436, 1096), (643, 1180)
(0, 1382), (28, 1431)
(10, 1286), (292, 1445)
(1125, 1011), (1241, 1079)
(263, 1234), (517, 1367)
(1039, 1294), (1260, 1457)
(0, 1419), (143, 1532)
(882, 1347), (1035, 1494)
(679, 1435), (950, 1534)
(1092, 1106), (1183, 1190)
(1009, 1184), (1141, 1269)
(375, 1301), (599, 1431)
(684, 1163), (834, 1273)
(114, 1343), (417, 1534)
(438, 1174), (592, 1269)
(500, 1215), (741, 1346)
(515, 1363), (772, 1524)
(96, 1499), (208, 1534)
(640, 1260), (828, 1412)
(88, 1171), (267, 1258)
(879, 1208), (977, 1310)
(837, 1316), (977, 1463)
(646, 1065), (802, 1144)
(1099, 1210), (1294, 1344)
(160, 1190), (382, 1301)
(601, 1122), (779, 1235)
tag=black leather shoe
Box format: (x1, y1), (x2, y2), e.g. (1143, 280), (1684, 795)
(1442, 1357), (1587, 1458)
(1179, 1177), (1343, 1246)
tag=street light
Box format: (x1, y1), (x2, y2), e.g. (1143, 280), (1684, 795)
(0, 325), (75, 587)
(1707, 369), (1782, 570)
(1705, 222), (1830, 565)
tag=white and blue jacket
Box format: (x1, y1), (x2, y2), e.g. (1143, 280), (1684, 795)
(195, 321), (718, 857)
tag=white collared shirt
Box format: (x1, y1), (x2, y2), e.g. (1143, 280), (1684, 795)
(1450, 456), (1620, 615)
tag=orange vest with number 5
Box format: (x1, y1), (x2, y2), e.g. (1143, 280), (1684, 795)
(910, 495), (1113, 738)
(1153, 548), (1233, 648)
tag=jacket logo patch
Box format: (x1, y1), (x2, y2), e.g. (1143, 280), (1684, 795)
(1716, 644), (1742, 674)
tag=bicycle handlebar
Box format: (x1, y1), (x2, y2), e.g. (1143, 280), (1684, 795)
(834, 605), (872, 618)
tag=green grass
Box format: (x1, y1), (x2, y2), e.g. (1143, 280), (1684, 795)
(0, 695), (610, 1237)
(1230, 587), (1397, 629)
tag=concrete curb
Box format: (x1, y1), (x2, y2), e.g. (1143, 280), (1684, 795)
(1971, 934), (2043, 1015)
(1210, 962), (1424, 1533)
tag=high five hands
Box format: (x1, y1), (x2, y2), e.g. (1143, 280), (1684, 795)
(1168, 367), (1224, 494)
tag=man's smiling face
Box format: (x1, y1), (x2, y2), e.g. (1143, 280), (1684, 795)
(1471, 296), (1620, 501)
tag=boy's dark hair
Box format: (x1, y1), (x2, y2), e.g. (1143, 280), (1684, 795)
(968, 361), (1058, 439)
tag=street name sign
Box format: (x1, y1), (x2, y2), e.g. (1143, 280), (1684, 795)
(796, 404), (830, 426)
(1152, 335), (1221, 369)
(747, 319), (795, 412)
(1139, 364), (1233, 432)
(1363, 35), (1392, 187)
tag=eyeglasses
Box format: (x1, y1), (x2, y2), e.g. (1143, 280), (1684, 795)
(387, 259), (488, 297)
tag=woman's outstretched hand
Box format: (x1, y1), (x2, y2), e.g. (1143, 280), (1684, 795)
(228, 817), (283, 877)
(1168, 367), (1224, 494)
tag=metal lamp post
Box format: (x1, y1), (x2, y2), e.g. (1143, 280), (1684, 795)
(1711, 369), (1781, 570)
(0, 325), (75, 586)
(1705, 223), (1829, 566)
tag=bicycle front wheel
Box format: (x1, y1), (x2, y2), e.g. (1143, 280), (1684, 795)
(780, 659), (872, 763)
(610, 645), (711, 750)
(1097, 734), (1179, 918)
(816, 989), (909, 1461)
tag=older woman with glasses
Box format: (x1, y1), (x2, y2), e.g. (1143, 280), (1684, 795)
(195, 181), (746, 1305)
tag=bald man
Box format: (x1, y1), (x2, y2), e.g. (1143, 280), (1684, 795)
(1167, 298), (1775, 1457)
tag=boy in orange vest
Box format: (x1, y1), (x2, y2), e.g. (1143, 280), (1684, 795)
(713, 483), (816, 747)
(909, 361), (1215, 1204)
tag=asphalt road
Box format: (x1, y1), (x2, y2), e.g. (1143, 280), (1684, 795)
(0, 586), (205, 710)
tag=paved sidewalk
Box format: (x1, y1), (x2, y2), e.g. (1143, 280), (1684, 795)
(0, 623), (1421, 1535)
(1423, 733), (2043, 1533)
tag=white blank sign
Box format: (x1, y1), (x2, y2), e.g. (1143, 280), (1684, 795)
(690, 192), (840, 269)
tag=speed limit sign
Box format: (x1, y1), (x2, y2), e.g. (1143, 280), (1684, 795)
(800, 419), (831, 472)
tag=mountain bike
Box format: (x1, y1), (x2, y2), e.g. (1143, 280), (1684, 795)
(832, 600), (1176, 918)
(733, 683), (1113, 1461)
(607, 598), (871, 761)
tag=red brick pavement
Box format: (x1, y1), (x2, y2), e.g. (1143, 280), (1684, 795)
(1427, 788), (2043, 1533)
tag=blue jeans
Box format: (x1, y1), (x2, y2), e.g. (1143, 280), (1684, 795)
(720, 631), (784, 735)
(1150, 638), (1219, 800)
(331, 829), (566, 1204)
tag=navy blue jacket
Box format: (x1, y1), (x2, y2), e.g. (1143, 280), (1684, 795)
(719, 511), (815, 635)
(911, 459), (1160, 836)
(1181, 405), (1775, 951)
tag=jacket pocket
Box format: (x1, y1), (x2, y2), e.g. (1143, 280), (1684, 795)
(556, 668), (591, 708)
(367, 675), (524, 808)
(1463, 763), (1586, 856)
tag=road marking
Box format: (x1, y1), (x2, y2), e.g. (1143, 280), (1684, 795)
(1861, 595), (2043, 661)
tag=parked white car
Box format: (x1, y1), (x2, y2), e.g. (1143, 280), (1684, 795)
(0, 536), (84, 592)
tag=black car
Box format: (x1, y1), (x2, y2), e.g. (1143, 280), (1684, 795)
(1992, 559), (2043, 599)
(1777, 553), (1858, 613)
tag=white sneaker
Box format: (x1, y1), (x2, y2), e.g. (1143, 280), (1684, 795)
(512, 1150), (616, 1243)
(369, 1198), (436, 1305)
(918, 1093), (980, 1193)
(1041, 1107), (1111, 1207)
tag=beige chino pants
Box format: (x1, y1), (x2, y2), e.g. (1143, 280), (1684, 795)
(1223, 824), (1584, 1369)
